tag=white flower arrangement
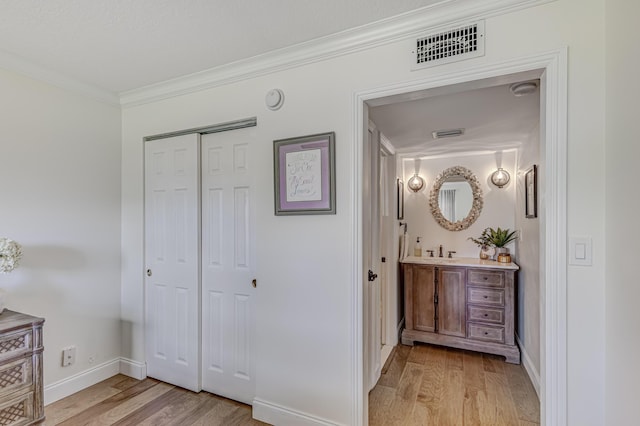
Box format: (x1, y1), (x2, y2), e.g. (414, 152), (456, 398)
(0, 238), (23, 274)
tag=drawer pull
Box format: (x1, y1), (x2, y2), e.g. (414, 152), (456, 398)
(484, 332), (489, 335)
(484, 295), (488, 298)
(484, 277), (488, 280)
(484, 314), (488, 317)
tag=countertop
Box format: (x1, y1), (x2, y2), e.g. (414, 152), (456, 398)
(401, 255), (519, 270)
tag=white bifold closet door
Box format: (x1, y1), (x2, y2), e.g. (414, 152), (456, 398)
(144, 127), (256, 404)
(200, 129), (256, 404)
(144, 134), (201, 392)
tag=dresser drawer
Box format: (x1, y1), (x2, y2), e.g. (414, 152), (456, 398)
(468, 269), (504, 288)
(0, 356), (32, 401)
(467, 323), (505, 343)
(467, 287), (505, 306)
(467, 306), (505, 325)
(0, 390), (35, 426)
(0, 330), (32, 361)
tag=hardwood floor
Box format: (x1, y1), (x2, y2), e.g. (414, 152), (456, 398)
(44, 375), (268, 426)
(44, 345), (538, 426)
(369, 343), (540, 425)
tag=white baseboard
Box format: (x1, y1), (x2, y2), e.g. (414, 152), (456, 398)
(44, 357), (147, 405)
(516, 335), (540, 397)
(119, 357), (147, 380)
(253, 398), (340, 426)
(44, 358), (121, 405)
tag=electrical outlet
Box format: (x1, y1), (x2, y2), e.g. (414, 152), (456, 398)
(62, 346), (76, 367)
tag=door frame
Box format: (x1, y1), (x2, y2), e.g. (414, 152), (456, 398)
(352, 48), (568, 426)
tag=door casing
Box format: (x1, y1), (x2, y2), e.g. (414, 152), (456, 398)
(354, 49), (568, 426)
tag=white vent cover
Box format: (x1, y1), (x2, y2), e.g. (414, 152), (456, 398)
(411, 21), (485, 70)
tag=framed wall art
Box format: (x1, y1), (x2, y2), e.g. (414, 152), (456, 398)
(525, 164), (537, 218)
(273, 132), (336, 215)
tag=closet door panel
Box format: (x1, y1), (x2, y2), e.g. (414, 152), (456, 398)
(201, 129), (256, 404)
(144, 135), (201, 392)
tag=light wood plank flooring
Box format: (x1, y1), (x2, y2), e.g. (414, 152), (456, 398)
(44, 344), (538, 426)
(44, 375), (268, 426)
(369, 343), (540, 426)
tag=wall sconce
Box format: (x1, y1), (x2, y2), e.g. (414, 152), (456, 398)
(407, 173), (425, 192)
(490, 168), (511, 188)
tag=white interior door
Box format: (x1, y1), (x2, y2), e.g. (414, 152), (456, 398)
(201, 128), (256, 404)
(365, 120), (382, 392)
(144, 134), (201, 392)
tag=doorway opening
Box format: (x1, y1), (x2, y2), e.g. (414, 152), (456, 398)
(354, 49), (568, 426)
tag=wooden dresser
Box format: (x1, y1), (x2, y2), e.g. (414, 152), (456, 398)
(401, 257), (520, 363)
(0, 311), (44, 426)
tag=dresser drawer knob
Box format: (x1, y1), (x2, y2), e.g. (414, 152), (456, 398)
(484, 314), (488, 317)
(484, 332), (489, 335)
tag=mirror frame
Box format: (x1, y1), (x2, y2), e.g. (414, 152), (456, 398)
(429, 165), (483, 231)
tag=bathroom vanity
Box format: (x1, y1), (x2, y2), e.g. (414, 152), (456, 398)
(401, 256), (520, 363)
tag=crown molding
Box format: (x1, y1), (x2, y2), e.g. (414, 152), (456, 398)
(120, 0), (555, 107)
(0, 50), (120, 106)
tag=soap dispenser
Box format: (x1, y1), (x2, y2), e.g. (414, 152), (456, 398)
(414, 237), (422, 257)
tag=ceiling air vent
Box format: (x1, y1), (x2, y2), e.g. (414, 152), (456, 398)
(411, 21), (485, 70)
(432, 128), (465, 139)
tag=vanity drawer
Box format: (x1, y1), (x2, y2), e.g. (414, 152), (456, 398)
(467, 269), (504, 288)
(467, 306), (504, 325)
(467, 323), (505, 343)
(467, 287), (505, 306)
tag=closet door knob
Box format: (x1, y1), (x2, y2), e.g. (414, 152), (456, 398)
(251, 279), (257, 288)
(146, 269), (152, 277)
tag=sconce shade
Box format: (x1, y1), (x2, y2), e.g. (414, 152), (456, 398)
(491, 168), (510, 188)
(408, 174), (425, 192)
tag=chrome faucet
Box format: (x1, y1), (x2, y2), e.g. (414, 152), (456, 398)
(438, 245), (443, 257)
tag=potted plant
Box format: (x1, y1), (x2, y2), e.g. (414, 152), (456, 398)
(469, 227), (518, 260)
(486, 227), (518, 260)
(467, 228), (494, 260)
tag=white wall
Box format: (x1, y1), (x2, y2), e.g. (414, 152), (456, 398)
(0, 68), (122, 391)
(515, 123), (541, 388)
(401, 151), (517, 258)
(605, 0), (640, 424)
(121, 0), (606, 424)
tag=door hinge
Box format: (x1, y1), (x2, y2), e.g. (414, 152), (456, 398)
(368, 270), (378, 282)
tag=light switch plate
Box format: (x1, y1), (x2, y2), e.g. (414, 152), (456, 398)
(569, 236), (592, 266)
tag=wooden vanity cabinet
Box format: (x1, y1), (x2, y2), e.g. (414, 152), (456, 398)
(437, 267), (466, 338)
(402, 261), (520, 364)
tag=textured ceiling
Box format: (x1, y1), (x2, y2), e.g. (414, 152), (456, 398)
(0, 0), (441, 93)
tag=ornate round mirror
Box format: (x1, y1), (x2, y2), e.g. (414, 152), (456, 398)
(429, 166), (483, 231)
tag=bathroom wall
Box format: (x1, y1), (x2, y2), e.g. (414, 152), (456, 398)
(401, 151), (517, 259)
(515, 122), (541, 392)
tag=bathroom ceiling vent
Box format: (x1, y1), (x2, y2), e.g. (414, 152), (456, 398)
(411, 21), (485, 70)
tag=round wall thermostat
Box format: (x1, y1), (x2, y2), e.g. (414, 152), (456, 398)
(265, 89), (284, 110)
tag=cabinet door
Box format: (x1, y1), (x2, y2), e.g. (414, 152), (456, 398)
(408, 265), (436, 332)
(438, 267), (466, 337)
